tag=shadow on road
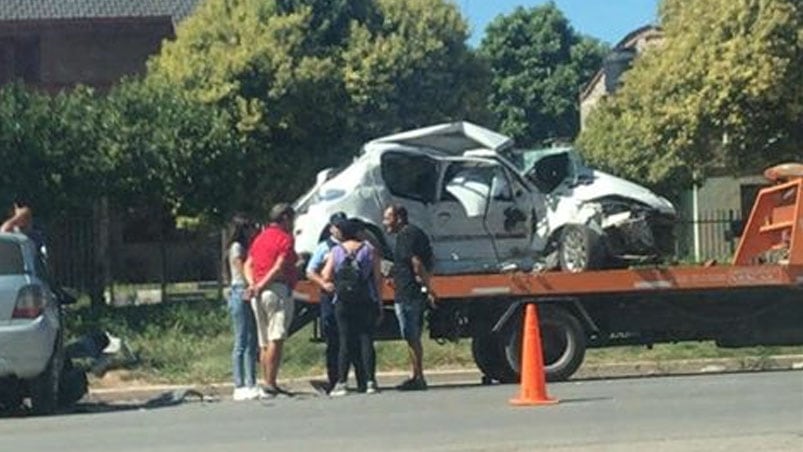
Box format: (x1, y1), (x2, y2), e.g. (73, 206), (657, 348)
(0, 388), (224, 419)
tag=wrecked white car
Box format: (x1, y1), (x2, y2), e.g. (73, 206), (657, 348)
(293, 122), (676, 273)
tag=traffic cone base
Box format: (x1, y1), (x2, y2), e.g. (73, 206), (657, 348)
(508, 303), (559, 407)
(509, 396), (558, 406)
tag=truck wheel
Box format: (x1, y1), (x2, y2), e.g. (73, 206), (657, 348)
(501, 306), (586, 382)
(29, 334), (63, 415)
(559, 224), (606, 272)
(471, 334), (517, 384)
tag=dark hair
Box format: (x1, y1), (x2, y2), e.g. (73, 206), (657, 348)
(338, 218), (363, 241)
(227, 215), (252, 248)
(387, 204), (408, 224)
(269, 203), (294, 223)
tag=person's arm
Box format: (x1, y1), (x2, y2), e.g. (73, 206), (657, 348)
(231, 245), (245, 281)
(306, 244), (333, 292)
(371, 247), (385, 323)
(321, 252), (335, 283)
(252, 253), (285, 293)
(1, 206), (31, 233)
(411, 255), (433, 293)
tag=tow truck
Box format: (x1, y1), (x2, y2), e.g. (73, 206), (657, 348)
(289, 163), (803, 382)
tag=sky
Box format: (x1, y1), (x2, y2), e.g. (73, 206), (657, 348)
(460, 0), (661, 47)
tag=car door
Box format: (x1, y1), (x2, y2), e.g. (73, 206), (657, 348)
(484, 167), (538, 261)
(378, 149), (438, 241)
(429, 158), (499, 272)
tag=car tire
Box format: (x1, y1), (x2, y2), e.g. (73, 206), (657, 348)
(500, 305), (586, 382)
(471, 334), (517, 384)
(29, 332), (63, 415)
(559, 224), (606, 272)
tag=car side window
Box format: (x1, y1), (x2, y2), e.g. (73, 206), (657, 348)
(381, 152), (438, 203)
(0, 240), (24, 275)
(490, 168), (513, 201)
(440, 162), (496, 217)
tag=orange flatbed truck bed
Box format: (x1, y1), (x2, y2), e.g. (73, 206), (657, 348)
(290, 165), (803, 382)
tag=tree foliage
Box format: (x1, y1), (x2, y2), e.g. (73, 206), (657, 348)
(577, 0), (803, 188)
(479, 2), (607, 146)
(0, 84), (110, 221)
(148, 0), (489, 215)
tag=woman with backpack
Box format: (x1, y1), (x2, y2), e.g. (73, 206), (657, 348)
(321, 218), (384, 396)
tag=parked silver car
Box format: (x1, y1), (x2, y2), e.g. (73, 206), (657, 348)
(293, 122), (676, 274)
(0, 233), (64, 414)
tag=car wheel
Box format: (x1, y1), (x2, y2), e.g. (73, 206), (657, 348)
(559, 224), (606, 272)
(501, 305), (586, 382)
(471, 334), (517, 384)
(30, 333), (63, 415)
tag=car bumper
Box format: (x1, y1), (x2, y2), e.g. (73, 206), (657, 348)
(0, 316), (57, 379)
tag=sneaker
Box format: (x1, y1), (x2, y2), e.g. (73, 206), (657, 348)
(270, 385), (295, 397)
(329, 382), (348, 397)
(245, 386), (260, 400)
(396, 377), (427, 391)
(366, 381), (378, 394)
(257, 386), (275, 399)
(232, 387), (251, 402)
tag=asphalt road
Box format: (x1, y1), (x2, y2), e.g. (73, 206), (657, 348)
(2, 371), (802, 451)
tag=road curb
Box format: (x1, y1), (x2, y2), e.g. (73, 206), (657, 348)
(85, 354), (803, 402)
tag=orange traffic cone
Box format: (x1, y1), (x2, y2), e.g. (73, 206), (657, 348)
(510, 303), (558, 406)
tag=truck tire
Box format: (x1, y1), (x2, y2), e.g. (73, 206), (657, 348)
(559, 224), (606, 272)
(501, 305), (586, 382)
(471, 334), (517, 384)
(29, 333), (63, 415)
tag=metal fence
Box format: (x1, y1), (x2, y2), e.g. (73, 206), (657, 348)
(44, 209), (746, 305)
(674, 209), (742, 263)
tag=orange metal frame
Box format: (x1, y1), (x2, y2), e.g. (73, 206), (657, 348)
(294, 167), (803, 304)
(732, 177), (803, 266)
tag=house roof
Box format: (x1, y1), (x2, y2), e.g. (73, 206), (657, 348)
(0, 0), (202, 23)
(579, 24), (662, 101)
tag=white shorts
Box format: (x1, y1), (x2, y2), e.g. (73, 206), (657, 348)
(251, 283), (294, 345)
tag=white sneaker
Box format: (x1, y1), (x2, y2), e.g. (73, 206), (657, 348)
(366, 381), (378, 394)
(232, 387), (251, 402)
(244, 386), (260, 400)
(329, 382), (347, 397)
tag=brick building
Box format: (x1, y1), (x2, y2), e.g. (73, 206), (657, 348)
(0, 0), (201, 91)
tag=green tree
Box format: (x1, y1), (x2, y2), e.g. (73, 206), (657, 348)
(148, 0), (488, 214)
(480, 2), (607, 146)
(101, 79), (238, 223)
(578, 0), (803, 189)
(0, 84), (110, 221)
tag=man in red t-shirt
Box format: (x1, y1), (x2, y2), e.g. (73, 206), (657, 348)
(245, 203), (298, 396)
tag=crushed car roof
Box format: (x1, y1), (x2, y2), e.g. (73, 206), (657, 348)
(366, 121), (513, 155)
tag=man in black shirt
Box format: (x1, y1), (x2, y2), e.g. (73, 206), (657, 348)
(383, 204), (435, 391)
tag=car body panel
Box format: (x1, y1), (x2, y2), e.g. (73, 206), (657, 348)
(0, 233), (60, 379)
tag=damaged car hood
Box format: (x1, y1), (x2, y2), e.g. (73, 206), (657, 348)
(366, 121), (513, 155)
(573, 170), (676, 215)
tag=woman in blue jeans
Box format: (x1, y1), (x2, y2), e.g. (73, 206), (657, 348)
(227, 216), (258, 401)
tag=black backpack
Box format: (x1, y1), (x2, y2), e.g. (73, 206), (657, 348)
(334, 244), (370, 305)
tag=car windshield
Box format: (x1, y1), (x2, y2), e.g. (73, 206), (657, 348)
(499, 147), (576, 173)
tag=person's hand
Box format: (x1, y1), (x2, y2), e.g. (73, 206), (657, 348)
(426, 290), (438, 309)
(322, 281), (335, 293)
(243, 287), (255, 301)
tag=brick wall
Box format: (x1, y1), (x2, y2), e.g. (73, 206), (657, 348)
(0, 17), (174, 91)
